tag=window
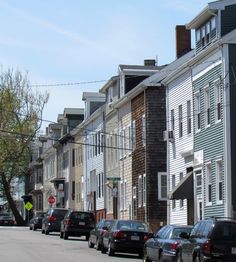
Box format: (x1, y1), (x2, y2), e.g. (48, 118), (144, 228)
(128, 125), (132, 155)
(158, 172), (167, 200)
(206, 163), (212, 204)
(216, 160), (223, 203)
(108, 86), (113, 103)
(179, 105), (183, 138)
(72, 148), (75, 167)
(132, 120), (136, 151)
(172, 174), (176, 190)
(205, 87), (210, 127)
(195, 93), (201, 131)
(172, 200), (176, 210)
(138, 175), (142, 207)
(196, 171), (202, 188)
(171, 109), (175, 130)
(215, 79), (221, 122)
(142, 174), (146, 207)
(187, 100), (192, 134)
(132, 186), (137, 217)
(142, 115), (146, 146)
(211, 16), (216, 30)
(72, 181), (75, 200)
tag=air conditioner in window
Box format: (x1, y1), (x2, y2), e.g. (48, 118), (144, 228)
(163, 130), (175, 142)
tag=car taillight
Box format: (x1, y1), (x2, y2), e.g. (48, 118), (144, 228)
(113, 231), (127, 239)
(170, 241), (179, 251)
(48, 215), (57, 222)
(202, 240), (211, 254)
(66, 219), (73, 226)
(144, 234), (151, 241)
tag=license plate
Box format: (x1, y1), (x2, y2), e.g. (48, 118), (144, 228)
(131, 235), (140, 241)
(232, 247), (236, 254)
(79, 221), (85, 226)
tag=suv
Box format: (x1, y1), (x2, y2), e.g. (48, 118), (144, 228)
(41, 208), (68, 235)
(179, 217), (236, 262)
(60, 210), (95, 240)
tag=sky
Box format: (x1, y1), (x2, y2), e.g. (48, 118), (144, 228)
(0, 0), (213, 132)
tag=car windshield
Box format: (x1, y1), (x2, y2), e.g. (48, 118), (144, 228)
(117, 221), (148, 231)
(211, 222), (236, 241)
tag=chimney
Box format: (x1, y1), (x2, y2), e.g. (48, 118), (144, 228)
(176, 25), (191, 59)
(144, 59), (156, 66)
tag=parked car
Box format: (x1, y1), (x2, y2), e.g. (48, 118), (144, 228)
(143, 224), (193, 262)
(88, 219), (114, 250)
(29, 211), (46, 231)
(41, 208), (68, 235)
(60, 210), (95, 240)
(101, 219), (152, 257)
(0, 213), (15, 226)
(178, 217), (236, 262)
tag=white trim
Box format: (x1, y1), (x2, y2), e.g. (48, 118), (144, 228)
(192, 60), (222, 81)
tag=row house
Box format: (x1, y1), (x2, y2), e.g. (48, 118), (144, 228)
(162, 0), (236, 224)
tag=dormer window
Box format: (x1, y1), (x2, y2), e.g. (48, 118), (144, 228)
(107, 86), (113, 103)
(196, 16), (217, 53)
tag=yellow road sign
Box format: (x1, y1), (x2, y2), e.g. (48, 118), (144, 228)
(25, 201), (33, 211)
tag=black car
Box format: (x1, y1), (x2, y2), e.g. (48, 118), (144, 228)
(143, 224), (193, 262)
(0, 213), (15, 226)
(29, 212), (46, 231)
(60, 210), (95, 240)
(41, 208), (68, 235)
(88, 219), (114, 250)
(101, 219), (152, 257)
(179, 217), (236, 262)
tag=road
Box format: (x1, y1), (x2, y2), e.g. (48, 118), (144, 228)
(0, 226), (141, 262)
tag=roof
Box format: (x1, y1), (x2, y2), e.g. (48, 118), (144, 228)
(63, 108), (84, 116)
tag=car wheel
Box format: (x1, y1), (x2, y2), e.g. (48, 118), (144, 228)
(45, 228), (49, 235)
(193, 254), (202, 262)
(108, 241), (114, 256)
(33, 225), (36, 231)
(88, 238), (95, 248)
(176, 252), (183, 262)
(63, 231), (68, 240)
(159, 251), (164, 262)
(85, 234), (89, 241)
(138, 252), (143, 259)
(96, 238), (101, 250)
(143, 252), (151, 262)
(41, 228), (45, 234)
(60, 232), (63, 239)
(101, 244), (106, 254)
(29, 226), (32, 230)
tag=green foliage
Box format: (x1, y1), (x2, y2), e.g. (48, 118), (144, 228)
(0, 68), (49, 193)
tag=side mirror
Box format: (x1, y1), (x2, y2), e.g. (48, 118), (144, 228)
(179, 232), (189, 239)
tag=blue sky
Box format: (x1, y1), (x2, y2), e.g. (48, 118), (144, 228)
(0, 0), (212, 131)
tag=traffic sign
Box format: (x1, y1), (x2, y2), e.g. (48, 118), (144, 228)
(48, 195), (55, 204)
(25, 201), (33, 211)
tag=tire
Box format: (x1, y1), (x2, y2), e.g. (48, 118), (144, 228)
(193, 254), (201, 262)
(159, 251), (164, 262)
(41, 229), (45, 234)
(176, 252), (182, 262)
(96, 238), (101, 250)
(143, 252), (151, 262)
(33, 225), (36, 231)
(29, 226), (32, 230)
(108, 241), (114, 256)
(63, 231), (68, 240)
(101, 244), (106, 254)
(60, 232), (63, 239)
(88, 238), (95, 248)
(85, 235), (89, 241)
(45, 228), (49, 235)
(138, 252), (144, 259)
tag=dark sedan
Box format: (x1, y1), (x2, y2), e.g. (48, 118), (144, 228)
(143, 224), (193, 262)
(0, 213), (15, 226)
(29, 211), (46, 231)
(88, 219), (114, 250)
(101, 219), (152, 257)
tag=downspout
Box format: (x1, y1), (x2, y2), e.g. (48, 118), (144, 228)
(144, 89), (147, 224)
(166, 83), (170, 225)
(103, 111), (107, 217)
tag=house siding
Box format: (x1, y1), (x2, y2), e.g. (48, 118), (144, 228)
(193, 61), (224, 218)
(168, 70), (194, 225)
(221, 5), (236, 38)
(229, 44), (236, 213)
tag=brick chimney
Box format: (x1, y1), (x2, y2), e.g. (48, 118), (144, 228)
(176, 25), (191, 59)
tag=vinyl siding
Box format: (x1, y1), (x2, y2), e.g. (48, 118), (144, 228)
(168, 70), (194, 225)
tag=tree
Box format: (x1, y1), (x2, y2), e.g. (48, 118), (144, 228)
(0, 68), (49, 225)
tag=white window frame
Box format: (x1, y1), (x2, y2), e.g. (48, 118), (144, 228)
(132, 120), (136, 151)
(204, 86), (211, 128)
(138, 175), (142, 207)
(216, 159), (223, 204)
(142, 174), (146, 207)
(142, 114), (146, 147)
(195, 92), (201, 132)
(214, 79), (221, 123)
(158, 172), (167, 200)
(179, 104), (183, 138)
(187, 100), (192, 134)
(205, 162), (212, 205)
(128, 125), (132, 156)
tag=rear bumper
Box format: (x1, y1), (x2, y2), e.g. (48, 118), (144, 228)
(111, 240), (144, 254)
